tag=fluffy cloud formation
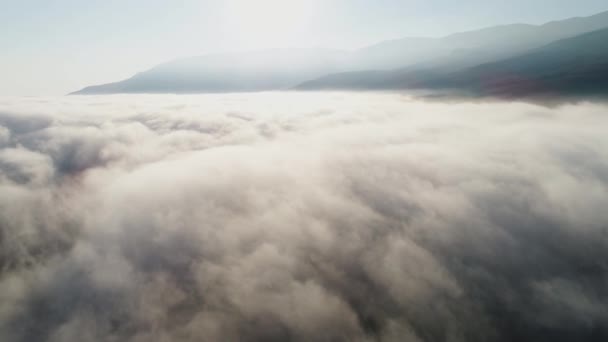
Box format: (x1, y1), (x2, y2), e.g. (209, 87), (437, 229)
(0, 93), (607, 342)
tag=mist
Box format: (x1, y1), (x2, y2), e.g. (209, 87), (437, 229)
(1, 92), (607, 341)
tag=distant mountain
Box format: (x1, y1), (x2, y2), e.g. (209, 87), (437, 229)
(295, 68), (442, 91)
(352, 10), (608, 71)
(72, 10), (608, 95)
(425, 27), (608, 98)
(72, 49), (350, 94)
(297, 28), (608, 99)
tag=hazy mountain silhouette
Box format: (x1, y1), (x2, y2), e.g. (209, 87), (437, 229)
(72, 49), (350, 94)
(428, 28), (608, 98)
(297, 28), (608, 99)
(353, 10), (608, 71)
(72, 10), (608, 95)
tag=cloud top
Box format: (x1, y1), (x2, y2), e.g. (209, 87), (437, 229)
(1, 93), (607, 341)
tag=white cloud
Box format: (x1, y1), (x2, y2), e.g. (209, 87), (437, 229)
(0, 93), (607, 341)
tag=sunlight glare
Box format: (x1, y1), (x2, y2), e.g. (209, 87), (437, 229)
(223, 0), (320, 49)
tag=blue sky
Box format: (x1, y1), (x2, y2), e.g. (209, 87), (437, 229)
(1, 0), (607, 95)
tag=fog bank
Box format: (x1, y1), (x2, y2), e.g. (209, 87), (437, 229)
(1, 93), (607, 341)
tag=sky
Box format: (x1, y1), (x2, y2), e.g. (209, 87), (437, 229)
(1, 0), (607, 96)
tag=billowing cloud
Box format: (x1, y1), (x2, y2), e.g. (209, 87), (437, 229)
(0, 93), (607, 342)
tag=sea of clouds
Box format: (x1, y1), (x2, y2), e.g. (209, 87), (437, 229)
(0, 92), (607, 341)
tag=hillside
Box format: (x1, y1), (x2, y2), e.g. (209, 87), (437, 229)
(297, 27), (608, 99)
(425, 27), (608, 98)
(72, 11), (608, 95)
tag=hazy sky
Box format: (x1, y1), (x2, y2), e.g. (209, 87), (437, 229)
(1, 0), (607, 95)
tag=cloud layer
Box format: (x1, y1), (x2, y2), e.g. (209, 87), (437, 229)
(1, 93), (607, 341)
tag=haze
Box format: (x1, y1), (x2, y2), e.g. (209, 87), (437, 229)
(1, 0), (607, 95)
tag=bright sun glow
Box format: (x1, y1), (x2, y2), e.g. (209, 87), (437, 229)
(223, 0), (320, 49)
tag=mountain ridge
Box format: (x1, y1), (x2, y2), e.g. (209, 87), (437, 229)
(72, 10), (608, 96)
(297, 27), (608, 100)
